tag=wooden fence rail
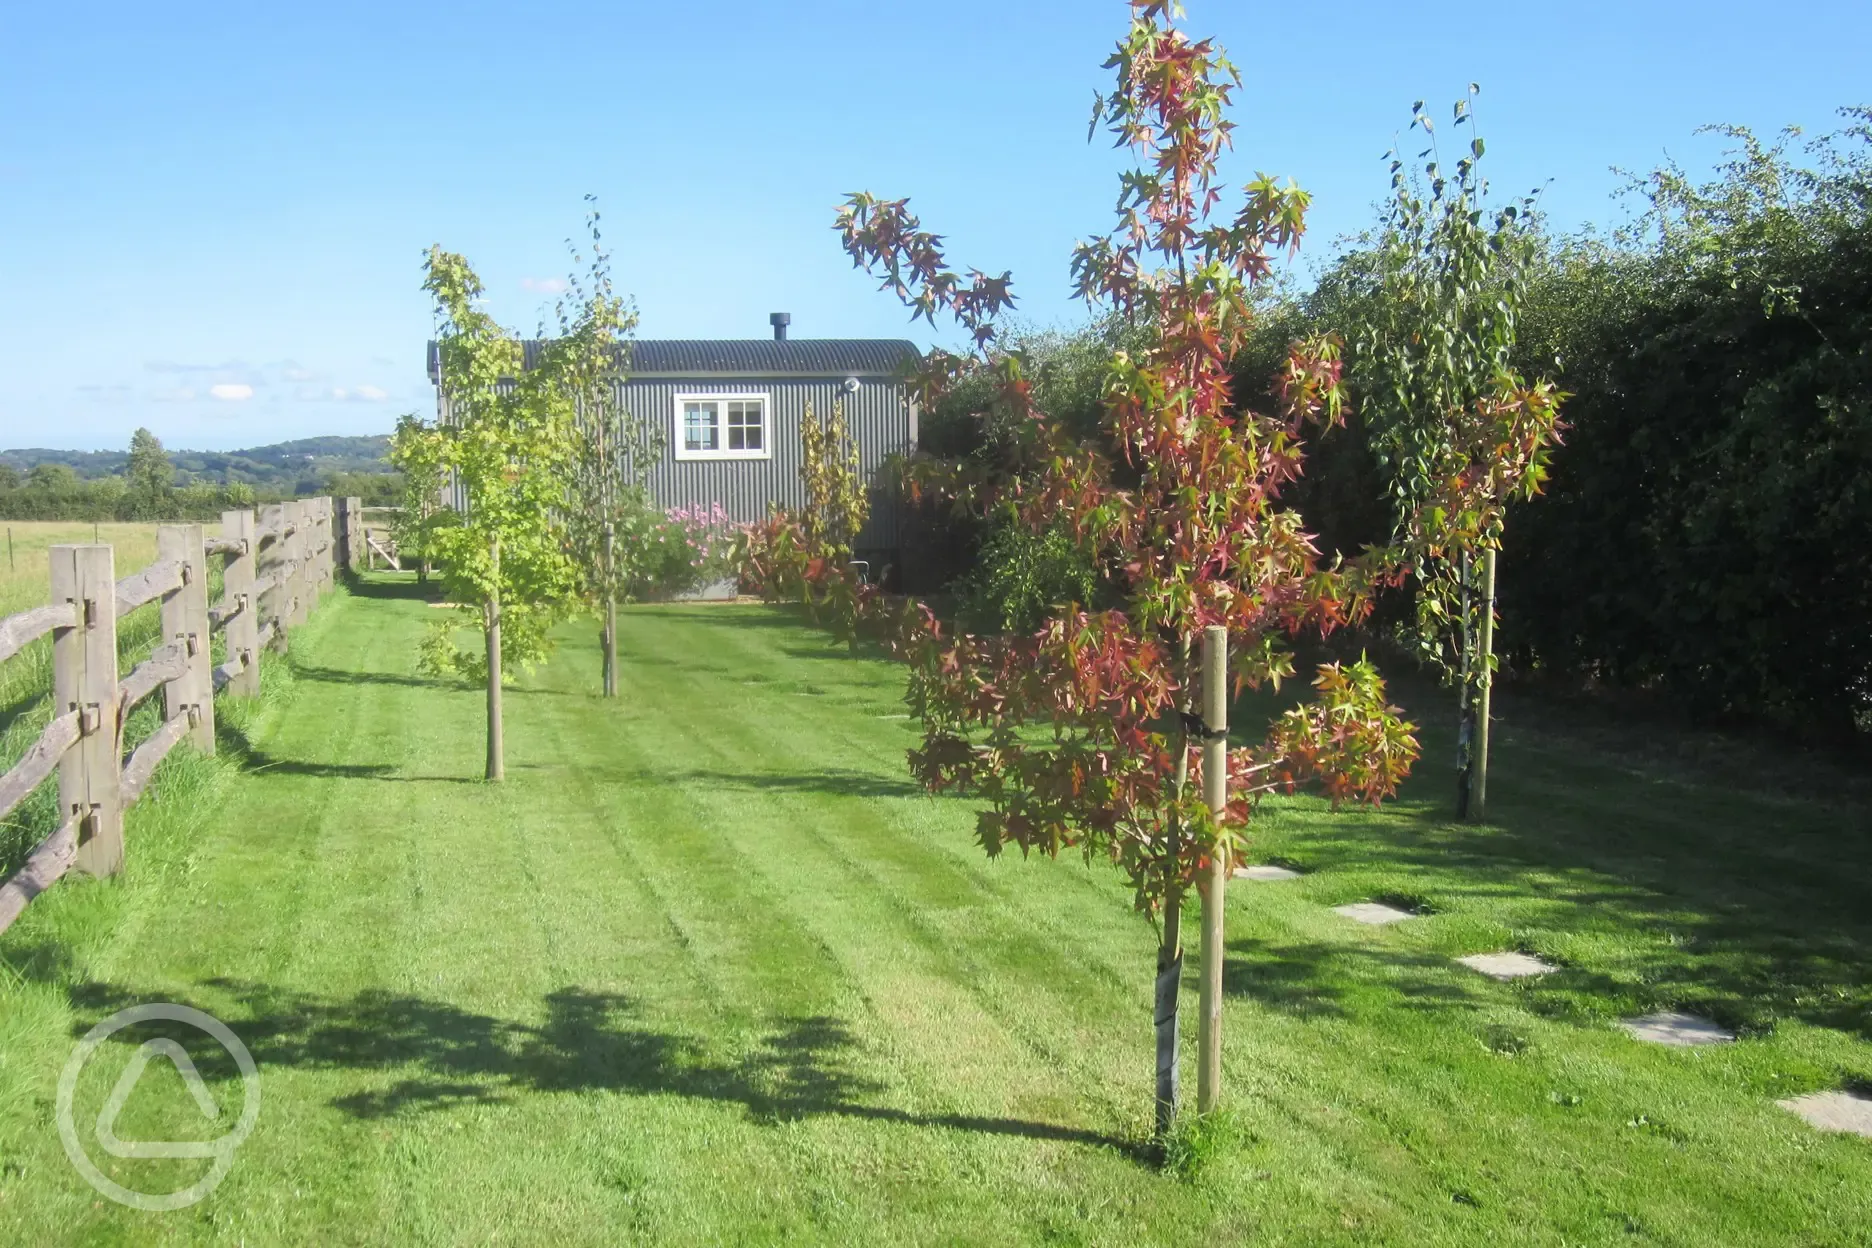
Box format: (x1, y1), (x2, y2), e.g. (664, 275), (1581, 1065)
(0, 500), (342, 936)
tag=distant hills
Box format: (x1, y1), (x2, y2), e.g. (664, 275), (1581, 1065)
(0, 435), (393, 491)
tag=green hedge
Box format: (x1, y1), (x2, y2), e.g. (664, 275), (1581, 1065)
(1502, 208), (1872, 739)
(0, 483), (261, 522)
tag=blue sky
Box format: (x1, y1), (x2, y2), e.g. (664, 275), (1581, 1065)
(1, 0), (1865, 452)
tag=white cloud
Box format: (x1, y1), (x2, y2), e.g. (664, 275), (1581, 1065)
(209, 383), (254, 401)
(520, 277), (568, 294)
(323, 385), (391, 403)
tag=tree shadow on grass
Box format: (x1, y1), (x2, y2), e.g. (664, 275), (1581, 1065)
(1253, 684), (1872, 1041)
(567, 765), (924, 801)
(343, 576), (441, 603)
(57, 979), (1143, 1160)
(213, 713), (481, 786)
(1222, 938), (1487, 1021)
(291, 663), (461, 692)
(236, 752), (484, 785)
(631, 606), (806, 632)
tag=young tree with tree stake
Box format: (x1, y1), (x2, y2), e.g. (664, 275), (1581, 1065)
(828, 0), (1486, 1136)
(1351, 90), (1566, 819)
(419, 246), (581, 781)
(554, 198), (662, 698)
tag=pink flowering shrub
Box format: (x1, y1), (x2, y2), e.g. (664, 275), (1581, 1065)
(636, 501), (742, 598)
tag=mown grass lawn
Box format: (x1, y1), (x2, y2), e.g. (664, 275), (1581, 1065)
(2, 573), (1869, 1245)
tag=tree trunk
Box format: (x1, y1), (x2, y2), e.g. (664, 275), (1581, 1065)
(485, 538), (504, 782)
(1155, 633), (1194, 1137)
(1154, 902), (1182, 1138)
(1197, 625), (1228, 1114)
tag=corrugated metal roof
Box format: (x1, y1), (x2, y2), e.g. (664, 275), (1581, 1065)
(426, 338), (920, 382)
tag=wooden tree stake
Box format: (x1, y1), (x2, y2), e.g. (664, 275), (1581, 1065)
(53, 545), (123, 877)
(1473, 546), (1497, 818)
(485, 536), (504, 781)
(603, 522), (618, 698)
(1197, 624), (1228, 1114)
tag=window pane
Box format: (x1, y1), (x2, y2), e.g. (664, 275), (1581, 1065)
(724, 399), (763, 452)
(683, 401), (718, 451)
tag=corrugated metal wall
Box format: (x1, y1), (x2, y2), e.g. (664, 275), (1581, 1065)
(619, 376), (911, 552)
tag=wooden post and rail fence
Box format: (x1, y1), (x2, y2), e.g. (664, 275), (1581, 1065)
(359, 505), (403, 571)
(0, 496), (368, 938)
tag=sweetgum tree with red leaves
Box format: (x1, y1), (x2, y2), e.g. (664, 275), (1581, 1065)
(747, 1), (1555, 1135)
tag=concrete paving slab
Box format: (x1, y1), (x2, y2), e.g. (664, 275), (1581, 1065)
(1618, 1011), (1735, 1046)
(1233, 864), (1301, 882)
(1457, 951), (1559, 980)
(1333, 902), (1415, 925)
(1777, 1090), (1872, 1137)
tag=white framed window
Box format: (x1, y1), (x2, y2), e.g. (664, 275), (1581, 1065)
(673, 392), (770, 460)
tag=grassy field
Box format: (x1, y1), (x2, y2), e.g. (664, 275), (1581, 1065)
(0, 522), (160, 617)
(1, 574), (1869, 1244)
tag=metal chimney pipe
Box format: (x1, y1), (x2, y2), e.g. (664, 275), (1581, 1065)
(770, 312), (790, 342)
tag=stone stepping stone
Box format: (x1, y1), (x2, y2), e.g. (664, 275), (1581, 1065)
(1777, 1090), (1872, 1138)
(1618, 1011), (1735, 1047)
(1333, 902), (1415, 926)
(1233, 864), (1301, 882)
(1457, 951), (1558, 980)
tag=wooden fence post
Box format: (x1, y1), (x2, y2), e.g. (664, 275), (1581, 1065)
(221, 509), (260, 696)
(306, 499), (323, 611)
(53, 545), (123, 878)
(310, 499), (327, 608)
(258, 503), (288, 654)
(1196, 624), (1229, 1115)
(287, 501), (310, 630)
(303, 500), (319, 610)
(335, 496), (355, 573)
(157, 523), (214, 755)
(325, 497), (338, 587)
(319, 497), (334, 595)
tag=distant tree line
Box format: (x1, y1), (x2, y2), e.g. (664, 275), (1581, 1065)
(0, 428), (404, 520)
(0, 433), (398, 498)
